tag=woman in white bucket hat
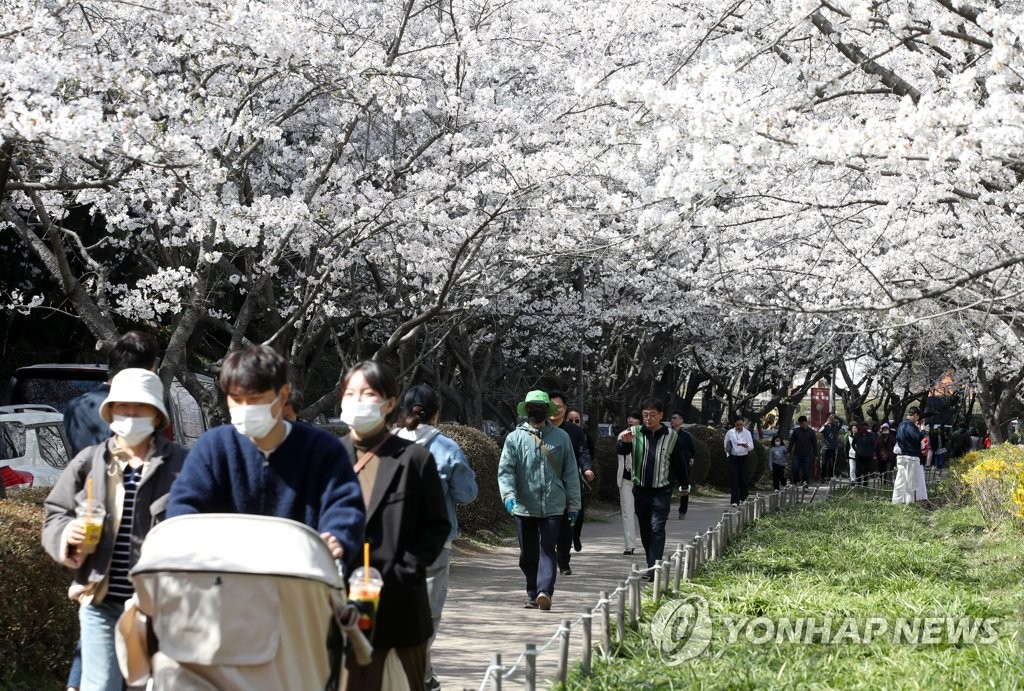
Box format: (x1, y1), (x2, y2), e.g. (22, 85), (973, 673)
(43, 368), (188, 691)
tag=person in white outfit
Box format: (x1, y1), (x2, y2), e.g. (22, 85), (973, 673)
(893, 407), (928, 504)
(724, 416), (754, 506)
(615, 412), (641, 555)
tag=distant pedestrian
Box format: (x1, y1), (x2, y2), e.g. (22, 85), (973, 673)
(849, 421), (875, 486)
(874, 423), (897, 481)
(615, 411), (642, 555)
(397, 384), (479, 691)
(549, 391), (593, 576)
(616, 398), (688, 572)
(768, 434), (788, 490)
(788, 416), (817, 489)
(893, 407), (928, 504)
(669, 411), (696, 519)
(498, 390), (582, 610)
(819, 413), (842, 482)
(724, 416), (753, 505)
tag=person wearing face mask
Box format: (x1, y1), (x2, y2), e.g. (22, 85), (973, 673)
(43, 368), (187, 691)
(338, 362), (450, 691)
(167, 345), (365, 566)
(874, 422), (897, 482)
(498, 390), (582, 611)
(768, 434), (788, 491)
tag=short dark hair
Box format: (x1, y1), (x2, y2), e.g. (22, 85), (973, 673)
(671, 411), (685, 420)
(548, 390), (567, 405)
(640, 397), (663, 413)
(220, 345), (288, 394)
(627, 409), (642, 421)
(908, 406), (921, 417)
(566, 406), (583, 421)
(342, 361), (400, 415)
(798, 415), (808, 423)
(108, 331), (159, 377)
(733, 414), (744, 424)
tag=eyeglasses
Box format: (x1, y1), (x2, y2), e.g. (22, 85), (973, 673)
(641, 411), (660, 419)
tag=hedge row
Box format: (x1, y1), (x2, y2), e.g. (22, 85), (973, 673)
(0, 489), (76, 691)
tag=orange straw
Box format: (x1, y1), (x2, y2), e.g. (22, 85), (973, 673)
(86, 478), (93, 517)
(363, 543), (370, 584)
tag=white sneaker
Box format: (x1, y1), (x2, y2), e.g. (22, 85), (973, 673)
(537, 592), (551, 611)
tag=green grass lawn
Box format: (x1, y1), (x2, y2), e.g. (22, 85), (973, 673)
(567, 495), (1024, 690)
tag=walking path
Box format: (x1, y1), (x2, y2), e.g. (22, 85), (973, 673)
(432, 494), (735, 690)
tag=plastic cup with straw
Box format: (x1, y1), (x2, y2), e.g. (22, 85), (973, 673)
(348, 542), (383, 632)
(76, 477), (105, 555)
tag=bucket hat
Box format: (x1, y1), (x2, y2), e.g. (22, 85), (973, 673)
(516, 390), (557, 417)
(100, 368), (169, 427)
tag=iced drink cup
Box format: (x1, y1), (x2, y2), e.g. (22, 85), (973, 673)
(348, 567), (384, 633)
(76, 501), (106, 555)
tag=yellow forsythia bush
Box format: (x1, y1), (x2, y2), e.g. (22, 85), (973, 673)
(958, 445), (1024, 529)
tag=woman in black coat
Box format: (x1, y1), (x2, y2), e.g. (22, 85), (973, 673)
(339, 361), (450, 691)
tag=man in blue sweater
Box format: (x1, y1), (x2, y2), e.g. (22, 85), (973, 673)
(168, 345), (364, 564)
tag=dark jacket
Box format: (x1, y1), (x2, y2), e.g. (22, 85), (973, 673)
(167, 422), (365, 563)
(42, 435), (186, 601)
(63, 385), (111, 457)
(874, 431), (896, 463)
(347, 434), (449, 649)
(896, 419), (924, 458)
(851, 430), (875, 458)
(559, 421), (593, 475)
(789, 426), (818, 457)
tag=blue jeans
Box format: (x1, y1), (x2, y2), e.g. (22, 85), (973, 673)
(79, 599), (126, 691)
(633, 486), (672, 568)
(67, 639), (82, 688)
(515, 516), (561, 600)
(793, 454), (812, 484)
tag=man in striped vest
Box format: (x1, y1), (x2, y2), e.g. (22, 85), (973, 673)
(616, 397), (689, 574)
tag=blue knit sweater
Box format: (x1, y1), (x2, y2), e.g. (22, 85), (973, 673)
(167, 422), (365, 563)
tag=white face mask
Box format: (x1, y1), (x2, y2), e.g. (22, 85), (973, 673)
(231, 399), (280, 440)
(110, 415), (155, 446)
(341, 399), (385, 434)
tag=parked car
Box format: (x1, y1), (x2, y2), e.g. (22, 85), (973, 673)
(3, 364), (214, 448)
(0, 404), (72, 489)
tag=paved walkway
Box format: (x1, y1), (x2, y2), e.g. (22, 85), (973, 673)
(433, 494), (735, 690)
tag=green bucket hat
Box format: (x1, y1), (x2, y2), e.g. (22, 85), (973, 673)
(517, 390), (557, 417)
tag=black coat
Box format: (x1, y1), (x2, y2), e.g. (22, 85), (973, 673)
(347, 434), (450, 649)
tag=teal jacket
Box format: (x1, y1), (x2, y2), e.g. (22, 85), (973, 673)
(497, 421), (582, 518)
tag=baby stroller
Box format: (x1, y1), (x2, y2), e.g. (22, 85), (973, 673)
(116, 514), (371, 690)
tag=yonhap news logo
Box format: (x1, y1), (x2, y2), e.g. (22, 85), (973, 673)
(651, 595), (713, 665)
(652, 595), (1003, 665)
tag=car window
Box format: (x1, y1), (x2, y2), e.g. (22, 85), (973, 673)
(1, 422), (27, 459)
(33, 424), (70, 469)
(12, 379), (105, 413)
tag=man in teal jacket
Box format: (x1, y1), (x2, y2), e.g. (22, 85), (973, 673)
(498, 390), (583, 611)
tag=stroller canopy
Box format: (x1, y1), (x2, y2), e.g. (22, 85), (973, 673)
(131, 513), (342, 588)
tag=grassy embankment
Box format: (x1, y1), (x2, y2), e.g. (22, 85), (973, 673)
(566, 495), (1023, 690)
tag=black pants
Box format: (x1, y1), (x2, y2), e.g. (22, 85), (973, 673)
(556, 495), (585, 569)
(728, 454), (749, 504)
(855, 455), (873, 486)
(821, 448), (838, 480)
(678, 491), (688, 516)
(633, 485), (672, 568)
(771, 464), (786, 490)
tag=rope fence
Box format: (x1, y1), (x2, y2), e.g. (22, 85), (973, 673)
(472, 482), (832, 690)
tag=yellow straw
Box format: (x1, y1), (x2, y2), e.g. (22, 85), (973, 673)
(86, 478), (93, 517)
(363, 543), (370, 584)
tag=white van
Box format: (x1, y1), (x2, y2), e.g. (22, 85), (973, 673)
(0, 404), (71, 489)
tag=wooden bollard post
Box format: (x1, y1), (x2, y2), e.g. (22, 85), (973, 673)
(525, 643), (537, 691)
(581, 611), (593, 676)
(556, 618), (571, 684)
(492, 653), (503, 691)
(653, 558), (664, 600)
(616, 584), (626, 642)
(599, 591), (611, 655)
(704, 528), (713, 561)
(693, 533), (703, 571)
(628, 573), (640, 626)
(683, 544), (694, 580)
(662, 556), (671, 592)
